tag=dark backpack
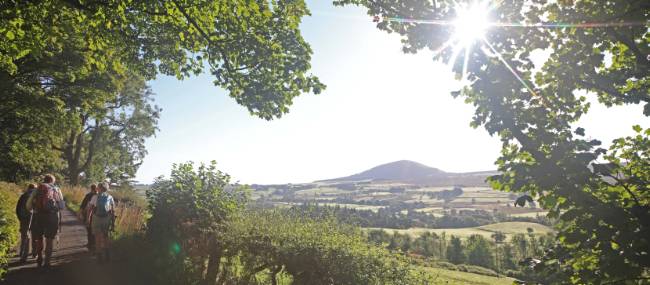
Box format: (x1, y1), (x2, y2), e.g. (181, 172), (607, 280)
(33, 183), (59, 213)
(16, 190), (33, 221)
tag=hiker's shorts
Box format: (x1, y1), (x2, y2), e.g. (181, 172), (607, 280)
(19, 218), (30, 236)
(92, 215), (111, 236)
(31, 212), (59, 239)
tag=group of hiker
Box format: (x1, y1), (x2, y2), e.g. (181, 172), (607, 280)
(15, 174), (115, 268)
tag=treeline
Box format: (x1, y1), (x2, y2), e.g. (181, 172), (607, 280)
(285, 203), (551, 229)
(367, 229), (554, 277)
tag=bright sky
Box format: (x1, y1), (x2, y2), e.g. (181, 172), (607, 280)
(135, 1), (648, 184)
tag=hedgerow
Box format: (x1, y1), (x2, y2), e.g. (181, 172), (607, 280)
(0, 182), (21, 279)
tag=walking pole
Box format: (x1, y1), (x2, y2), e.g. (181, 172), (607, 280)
(26, 211), (33, 258)
(57, 211), (62, 249)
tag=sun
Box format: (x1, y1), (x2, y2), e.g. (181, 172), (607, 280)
(453, 1), (491, 46)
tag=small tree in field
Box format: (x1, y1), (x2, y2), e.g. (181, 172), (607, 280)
(446, 235), (465, 264)
(491, 231), (506, 272)
(466, 234), (494, 269)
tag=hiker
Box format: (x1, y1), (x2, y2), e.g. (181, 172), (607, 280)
(15, 184), (37, 263)
(88, 182), (115, 262)
(80, 184), (98, 250)
(26, 174), (65, 267)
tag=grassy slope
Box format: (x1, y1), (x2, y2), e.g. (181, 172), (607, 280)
(369, 221), (554, 240)
(423, 267), (514, 285)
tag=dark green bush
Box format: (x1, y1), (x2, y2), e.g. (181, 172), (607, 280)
(457, 264), (499, 277)
(223, 210), (433, 285)
(145, 161), (246, 285)
(431, 261), (459, 271)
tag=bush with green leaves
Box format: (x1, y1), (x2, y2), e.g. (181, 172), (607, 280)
(456, 264), (498, 277)
(0, 182), (21, 279)
(145, 161), (247, 285)
(144, 162), (433, 285)
(221, 210), (433, 285)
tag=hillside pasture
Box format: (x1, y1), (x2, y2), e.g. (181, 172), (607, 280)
(422, 267), (514, 285)
(368, 221), (553, 241)
(509, 211), (549, 218)
(316, 203), (386, 212)
(294, 187), (347, 196)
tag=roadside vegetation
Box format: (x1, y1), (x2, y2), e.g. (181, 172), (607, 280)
(0, 182), (21, 278)
(107, 162), (513, 285)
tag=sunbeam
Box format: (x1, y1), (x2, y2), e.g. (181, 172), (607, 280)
(481, 38), (540, 99)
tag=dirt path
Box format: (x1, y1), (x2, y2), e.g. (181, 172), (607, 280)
(2, 209), (137, 285)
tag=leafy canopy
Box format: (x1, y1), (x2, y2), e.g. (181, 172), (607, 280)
(0, 35), (159, 184)
(334, 0), (649, 283)
(1, 0), (325, 119)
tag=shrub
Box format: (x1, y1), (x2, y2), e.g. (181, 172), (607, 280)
(457, 264), (499, 277)
(222, 210), (433, 285)
(431, 261), (459, 271)
(0, 182), (21, 278)
(146, 161), (246, 285)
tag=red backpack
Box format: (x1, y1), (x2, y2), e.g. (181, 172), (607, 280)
(34, 183), (58, 213)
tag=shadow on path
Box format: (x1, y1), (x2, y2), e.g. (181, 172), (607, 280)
(2, 209), (142, 285)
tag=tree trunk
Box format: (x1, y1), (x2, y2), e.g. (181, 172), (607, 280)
(271, 266), (282, 285)
(204, 244), (223, 285)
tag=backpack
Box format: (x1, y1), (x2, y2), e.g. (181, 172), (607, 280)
(16, 190), (33, 221)
(34, 183), (59, 213)
(95, 193), (112, 217)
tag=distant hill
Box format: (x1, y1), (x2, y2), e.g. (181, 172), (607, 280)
(318, 160), (497, 186)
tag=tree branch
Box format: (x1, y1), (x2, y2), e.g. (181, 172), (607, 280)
(578, 78), (650, 103)
(608, 30), (650, 71)
(81, 119), (101, 172)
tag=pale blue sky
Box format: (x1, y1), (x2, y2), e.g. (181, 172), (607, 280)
(135, 1), (648, 184)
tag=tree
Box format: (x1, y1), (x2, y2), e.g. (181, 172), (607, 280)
(1, 0), (324, 120)
(446, 235), (465, 264)
(466, 234), (493, 269)
(491, 231), (506, 272)
(511, 233), (529, 260)
(415, 232), (439, 258)
(146, 161), (247, 285)
(501, 243), (517, 271)
(0, 38), (159, 184)
(335, 0), (649, 283)
(57, 75), (159, 185)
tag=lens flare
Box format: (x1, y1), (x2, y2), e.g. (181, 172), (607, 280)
(363, 1), (648, 99)
(453, 2), (491, 45)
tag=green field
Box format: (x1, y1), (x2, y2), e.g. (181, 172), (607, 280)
(317, 203), (386, 212)
(369, 222), (553, 241)
(423, 267), (514, 285)
(294, 187), (347, 196)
